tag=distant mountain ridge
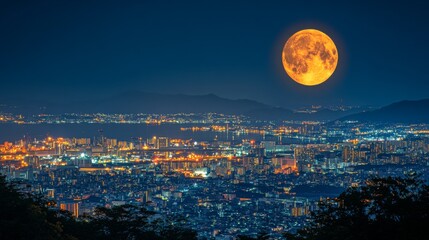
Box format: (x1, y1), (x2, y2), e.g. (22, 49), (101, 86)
(59, 91), (271, 114)
(338, 99), (429, 123)
(2, 91), (428, 123)
(45, 91), (369, 121)
(0, 91), (270, 115)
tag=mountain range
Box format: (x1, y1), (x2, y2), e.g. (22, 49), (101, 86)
(1, 91), (428, 123)
(339, 99), (429, 123)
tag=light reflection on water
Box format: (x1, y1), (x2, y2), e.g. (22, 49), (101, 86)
(0, 123), (267, 142)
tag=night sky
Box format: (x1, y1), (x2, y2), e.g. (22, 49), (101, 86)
(1, 0), (428, 108)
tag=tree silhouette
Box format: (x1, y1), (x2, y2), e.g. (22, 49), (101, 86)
(84, 204), (197, 240)
(237, 232), (270, 240)
(285, 176), (429, 240)
(0, 174), (197, 240)
(0, 175), (70, 240)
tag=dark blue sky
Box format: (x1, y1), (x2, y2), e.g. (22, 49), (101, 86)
(1, 0), (428, 108)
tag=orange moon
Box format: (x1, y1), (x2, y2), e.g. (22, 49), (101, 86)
(282, 29), (338, 86)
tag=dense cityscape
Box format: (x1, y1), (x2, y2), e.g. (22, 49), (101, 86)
(1, 112), (428, 239)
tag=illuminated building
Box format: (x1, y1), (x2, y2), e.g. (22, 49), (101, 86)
(60, 201), (80, 218)
(73, 138), (91, 146)
(156, 137), (169, 149)
(46, 188), (55, 198)
(24, 156), (39, 168)
(106, 138), (117, 148)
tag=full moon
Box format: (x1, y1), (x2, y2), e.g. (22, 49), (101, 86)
(282, 29), (338, 86)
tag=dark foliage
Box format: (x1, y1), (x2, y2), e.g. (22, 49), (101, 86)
(0, 174), (197, 240)
(237, 232), (270, 240)
(0, 175), (68, 240)
(285, 176), (429, 240)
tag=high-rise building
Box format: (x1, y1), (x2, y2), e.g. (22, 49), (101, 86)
(106, 138), (117, 148)
(156, 137), (169, 149)
(342, 146), (350, 162)
(60, 201), (80, 218)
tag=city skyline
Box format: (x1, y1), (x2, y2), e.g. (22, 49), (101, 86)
(2, 114), (428, 238)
